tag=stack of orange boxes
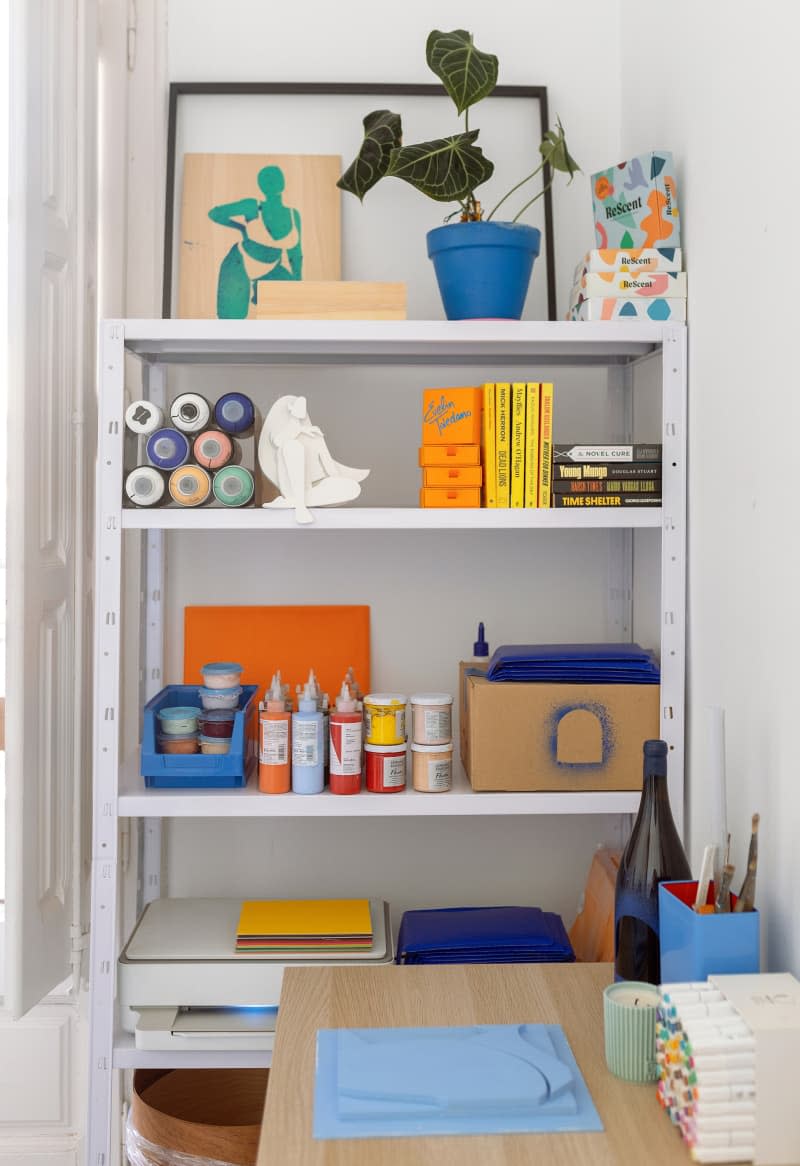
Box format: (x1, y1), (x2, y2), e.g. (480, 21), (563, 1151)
(418, 386), (483, 508)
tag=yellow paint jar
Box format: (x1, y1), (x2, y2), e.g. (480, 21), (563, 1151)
(363, 693), (407, 746)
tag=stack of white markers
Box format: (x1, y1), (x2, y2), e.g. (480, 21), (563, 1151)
(657, 981), (755, 1164)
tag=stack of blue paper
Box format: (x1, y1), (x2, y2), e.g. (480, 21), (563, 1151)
(395, 906), (575, 965)
(486, 642), (660, 684)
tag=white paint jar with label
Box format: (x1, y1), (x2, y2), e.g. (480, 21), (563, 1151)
(410, 742), (453, 792)
(409, 693), (453, 746)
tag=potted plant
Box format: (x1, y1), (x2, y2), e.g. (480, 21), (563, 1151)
(338, 29), (580, 320)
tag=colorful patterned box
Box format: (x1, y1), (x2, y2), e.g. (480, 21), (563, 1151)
(573, 247), (682, 280)
(591, 151), (680, 251)
(569, 297), (686, 323)
(579, 271), (686, 299)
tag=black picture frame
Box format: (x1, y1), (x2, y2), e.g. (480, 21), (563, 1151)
(163, 81), (557, 321)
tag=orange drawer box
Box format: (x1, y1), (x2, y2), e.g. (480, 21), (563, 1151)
(418, 444), (481, 467)
(420, 486), (482, 508)
(423, 465), (483, 487)
(421, 387), (483, 445)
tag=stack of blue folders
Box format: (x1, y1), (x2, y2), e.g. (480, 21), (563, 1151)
(486, 642), (660, 684)
(396, 906), (575, 965)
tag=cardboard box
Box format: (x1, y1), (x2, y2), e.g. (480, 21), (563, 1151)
(459, 668), (659, 792)
(591, 150), (680, 250)
(569, 296), (686, 323)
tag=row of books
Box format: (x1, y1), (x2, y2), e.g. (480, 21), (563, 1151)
(484, 382), (553, 508)
(552, 444), (663, 508)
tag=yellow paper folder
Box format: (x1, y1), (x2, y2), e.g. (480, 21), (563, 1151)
(237, 898), (372, 940)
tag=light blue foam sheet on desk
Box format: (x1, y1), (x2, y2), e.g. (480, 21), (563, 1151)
(313, 1023), (603, 1139)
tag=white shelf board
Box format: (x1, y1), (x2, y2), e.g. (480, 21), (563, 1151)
(113, 1030), (272, 1069)
(118, 755), (640, 818)
(121, 505), (663, 531)
(115, 318), (669, 366)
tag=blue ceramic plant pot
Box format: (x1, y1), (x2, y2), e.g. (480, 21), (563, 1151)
(426, 221), (542, 320)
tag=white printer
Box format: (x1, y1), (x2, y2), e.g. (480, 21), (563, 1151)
(119, 897), (393, 1051)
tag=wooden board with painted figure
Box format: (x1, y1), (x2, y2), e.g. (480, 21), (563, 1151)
(183, 605), (370, 711)
(178, 153), (342, 319)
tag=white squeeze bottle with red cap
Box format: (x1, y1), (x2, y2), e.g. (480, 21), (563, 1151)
(291, 678), (325, 794)
(329, 681), (363, 796)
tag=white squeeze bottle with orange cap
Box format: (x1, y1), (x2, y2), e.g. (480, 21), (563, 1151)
(258, 671), (291, 794)
(291, 678), (325, 794)
(329, 681), (363, 796)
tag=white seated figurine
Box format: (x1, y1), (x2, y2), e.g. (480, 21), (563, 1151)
(258, 394), (370, 524)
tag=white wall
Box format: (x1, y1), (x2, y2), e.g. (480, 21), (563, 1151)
(159, 0), (632, 931)
(620, 1), (800, 973)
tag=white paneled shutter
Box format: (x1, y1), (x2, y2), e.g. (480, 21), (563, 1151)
(5, 0), (96, 1017)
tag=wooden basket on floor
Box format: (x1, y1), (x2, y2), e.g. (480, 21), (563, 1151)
(130, 1069), (269, 1166)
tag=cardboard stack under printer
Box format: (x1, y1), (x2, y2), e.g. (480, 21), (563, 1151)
(459, 645), (660, 792)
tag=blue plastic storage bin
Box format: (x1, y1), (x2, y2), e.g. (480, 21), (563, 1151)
(659, 880), (760, 983)
(141, 683), (258, 788)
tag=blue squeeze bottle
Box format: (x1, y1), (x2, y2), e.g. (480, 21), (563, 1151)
(291, 680), (325, 794)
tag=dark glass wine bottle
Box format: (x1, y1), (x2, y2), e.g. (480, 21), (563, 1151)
(614, 739), (691, 983)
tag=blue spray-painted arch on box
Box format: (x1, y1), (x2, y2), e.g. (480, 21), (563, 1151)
(547, 701), (615, 771)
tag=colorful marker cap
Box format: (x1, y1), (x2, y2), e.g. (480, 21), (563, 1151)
(193, 429), (233, 470)
(125, 465), (165, 507)
(169, 464), (211, 507)
(214, 392), (255, 434)
(213, 465), (254, 507)
(125, 399), (164, 435)
(170, 392), (211, 433)
(146, 427), (190, 471)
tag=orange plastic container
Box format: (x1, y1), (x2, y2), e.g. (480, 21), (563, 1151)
(423, 465), (483, 487)
(418, 444), (481, 467)
(419, 486), (482, 508)
(422, 387), (483, 445)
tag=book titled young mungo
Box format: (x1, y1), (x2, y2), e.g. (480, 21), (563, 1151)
(552, 445), (662, 508)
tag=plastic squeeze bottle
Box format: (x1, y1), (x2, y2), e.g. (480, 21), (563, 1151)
(329, 681), (363, 795)
(258, 671), (291, 794)
(291, 679), (325, 794)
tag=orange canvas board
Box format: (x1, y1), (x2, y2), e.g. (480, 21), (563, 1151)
(183, 606), (370, 708)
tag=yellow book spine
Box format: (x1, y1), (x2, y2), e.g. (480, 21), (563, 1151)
(510, 383), (526, 508)
(538, 382), (554, 508)
(495, 382), (511, 507)
(482, 383), (496, 508)
(524, 383), (540, 507)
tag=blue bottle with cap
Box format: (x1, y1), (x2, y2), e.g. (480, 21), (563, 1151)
(291, 679), (325, 794)
(214, 392), (255, 435)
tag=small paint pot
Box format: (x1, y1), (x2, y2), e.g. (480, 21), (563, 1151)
(410, 742), (453, 792)
(201, 662), (244, 689)
(365, 742), (407, 793)
(125, 465), (166, 508)
(125, 399), (164, 435)
(410, 693), (453, 746)
(146, 427), (190, 471)
(363, 694), (407, 746)
(170, 392), (211, 433)
(199, 734), (232, 755)
(198, 710), (236, 738)
(198, 685), (242, 710)
(214, 392), (255, 435)
(169, 464), (211, 507)
(158, 732), (199, 755)
(157, 706), (201, 735)
(193, 429), (233, 470)
(213, 465), (254, 508)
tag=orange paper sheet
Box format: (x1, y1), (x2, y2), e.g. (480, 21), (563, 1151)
(237, 898), (372, 940)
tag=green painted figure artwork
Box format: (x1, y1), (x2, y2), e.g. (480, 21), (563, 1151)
(177, 153), (342, 319)
(209, 165), (303, 319)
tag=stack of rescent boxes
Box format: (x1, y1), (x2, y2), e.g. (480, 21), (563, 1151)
(419, 386), (483, 508)
(568, 149), (686, 324)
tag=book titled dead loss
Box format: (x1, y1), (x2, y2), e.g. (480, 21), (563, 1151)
(553, 444), (662, 463)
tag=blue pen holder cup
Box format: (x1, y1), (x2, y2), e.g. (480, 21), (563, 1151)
(659, 880), (760, 984)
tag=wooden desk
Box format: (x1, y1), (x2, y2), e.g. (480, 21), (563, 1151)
(257, 962), (687, 1165)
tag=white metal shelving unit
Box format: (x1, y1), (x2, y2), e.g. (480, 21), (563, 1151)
(87, 318), (687, 1165)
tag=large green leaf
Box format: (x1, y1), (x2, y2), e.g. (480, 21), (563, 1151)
(337, 110), (403, 200)
(426, 29), (498, 115)
(386, 130), (494, 203)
